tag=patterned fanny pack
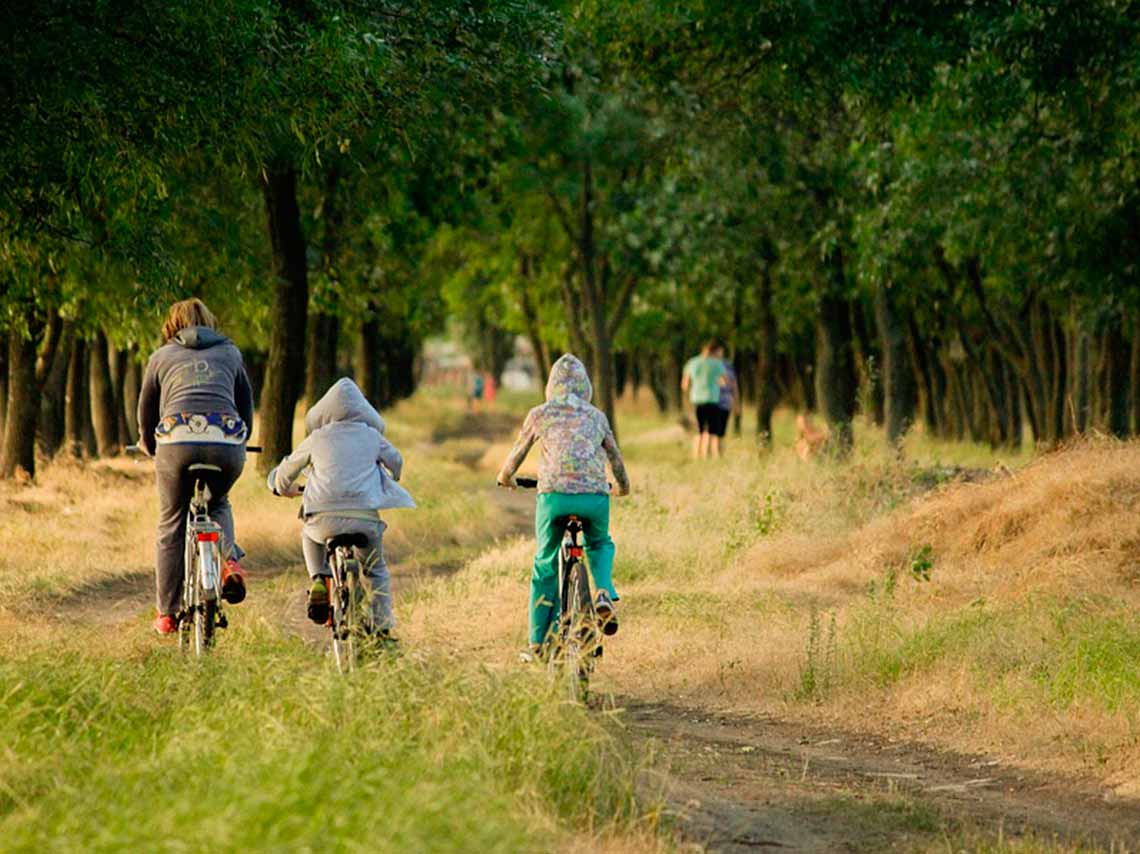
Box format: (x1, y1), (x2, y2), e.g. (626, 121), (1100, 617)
(155, 412), (247, 445)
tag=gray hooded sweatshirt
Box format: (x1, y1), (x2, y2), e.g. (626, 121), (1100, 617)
(137, 326), (254, 455)
(268, 378), (415, 516)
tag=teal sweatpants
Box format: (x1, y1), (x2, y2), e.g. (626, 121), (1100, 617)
(531, 492), (618, 645)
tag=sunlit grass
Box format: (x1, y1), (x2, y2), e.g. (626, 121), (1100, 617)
(0, 624), (654, 853)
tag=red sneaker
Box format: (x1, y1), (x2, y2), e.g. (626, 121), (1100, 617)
(221, 559), (247, 604)
(154, 614), (177, 635)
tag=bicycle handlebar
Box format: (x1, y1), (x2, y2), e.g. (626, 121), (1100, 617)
(499, 477), (621, 493)
(125, 443), (261, 457)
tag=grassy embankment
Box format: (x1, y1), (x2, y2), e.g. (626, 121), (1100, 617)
(442, 391), (1140, 797)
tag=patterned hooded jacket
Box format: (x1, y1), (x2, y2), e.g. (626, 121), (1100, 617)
(498, 355), (630, 495)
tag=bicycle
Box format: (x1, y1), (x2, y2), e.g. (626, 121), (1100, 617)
(270, 484), (379, 673)
(179, 465), (227, 655)
(323, 532), (372, 673)
(512, 476), (603, 701)
(130, 444), (259, 655)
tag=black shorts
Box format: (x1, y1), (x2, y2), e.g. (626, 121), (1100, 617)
(696, 404), (728, 437)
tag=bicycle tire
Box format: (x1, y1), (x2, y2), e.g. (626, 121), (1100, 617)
(558, 561), (594, 702)
(331, 550), (358, 674)
(343, 562), (359, 672)
(179, 527), (195, 652)
(195, 598), (216, 655)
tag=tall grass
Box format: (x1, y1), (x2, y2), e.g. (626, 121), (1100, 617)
(0, 625), (650, 852)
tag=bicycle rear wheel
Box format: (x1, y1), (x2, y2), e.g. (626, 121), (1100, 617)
(331, 552), (359, 673)
(188, 539), (219, 656)
(554, 562), (594, 702)
(195, 599), (216, 655)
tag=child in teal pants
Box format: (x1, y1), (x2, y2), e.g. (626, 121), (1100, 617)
(498, 355), (631, 649)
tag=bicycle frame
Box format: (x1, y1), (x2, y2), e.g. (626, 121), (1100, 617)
(551, 516), (601, 699)
(179, 472), (227, 655)
(326, 538), (368, 673)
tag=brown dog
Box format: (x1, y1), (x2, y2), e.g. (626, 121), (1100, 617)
(795, 413), (828, 460)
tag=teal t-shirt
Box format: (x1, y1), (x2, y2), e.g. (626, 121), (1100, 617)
(684, 355), (726, 405)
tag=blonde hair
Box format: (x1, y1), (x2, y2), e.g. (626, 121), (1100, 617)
(162, 298), (217, 342)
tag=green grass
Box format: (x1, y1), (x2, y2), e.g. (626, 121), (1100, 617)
(0, 626), (650, 852)
(806, 593), (1140, 723)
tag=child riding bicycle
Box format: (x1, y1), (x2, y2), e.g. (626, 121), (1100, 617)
(497, 354), (631, 656)
(267, 378), (414, 641)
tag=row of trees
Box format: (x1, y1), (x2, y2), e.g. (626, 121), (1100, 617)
(432, 1), (1140, 453)
(1, 0), (551, 477)
(4, 1), (1139, 479)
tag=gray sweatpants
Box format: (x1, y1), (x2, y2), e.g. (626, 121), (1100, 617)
(154, 442), (245, 616)
(301, 514), (393, 630)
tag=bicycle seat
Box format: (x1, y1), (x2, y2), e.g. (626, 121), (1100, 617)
(326, 533), (369, 550)
(188, 463), (223, 473)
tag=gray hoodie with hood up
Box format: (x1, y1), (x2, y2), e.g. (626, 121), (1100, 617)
(268, 378), (415, 516)
(137, 326), (254, 455)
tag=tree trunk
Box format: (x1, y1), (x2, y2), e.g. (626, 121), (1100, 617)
(37, 322), (73, 457)
(1130, 324), (1140, 435)
(89, 330), (119, 457)
(852, 298), (883, 426)
(355, 308), (385, 407)
(1004, 359), (1023, 448)
(814, 253), (857, 456)
(516, 255), (551, 380)
(874, 282), (916, 445)
(0, 322), (42, 479)
(648, 354), (669, 413)
(1072, 323), (1092, 433)
(64, 338), (87, 458)
(306, 165), (342, 407)
(123, 346), (141, 445)
(108, 347), (131, 447)
(614, 352), (629, 399)
(0, 342), (7, 441)
(588, 304), (617, 434)
(1105, 315), (1130, 437)
(756, 263), (778, 444)
(304, 311), (340, 406)
(984, 348), (1011, 448)
(259, 165), (310, 471)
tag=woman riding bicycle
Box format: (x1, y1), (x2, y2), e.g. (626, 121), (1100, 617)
(137, 298), (253, 636)
(497, 354), (631, 656)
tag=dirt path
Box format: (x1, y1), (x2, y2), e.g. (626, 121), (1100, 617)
(625, 699), (1139, 852)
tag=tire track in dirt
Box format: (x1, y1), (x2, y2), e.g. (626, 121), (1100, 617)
(623, 699), (1139, 852)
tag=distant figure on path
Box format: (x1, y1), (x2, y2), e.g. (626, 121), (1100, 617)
(137, 298), (252, 636)
(469, 371), (485, 412)
(682, 339), (728, 460)
(714, 343), (738, 445)
(484, 372), (497, 409)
